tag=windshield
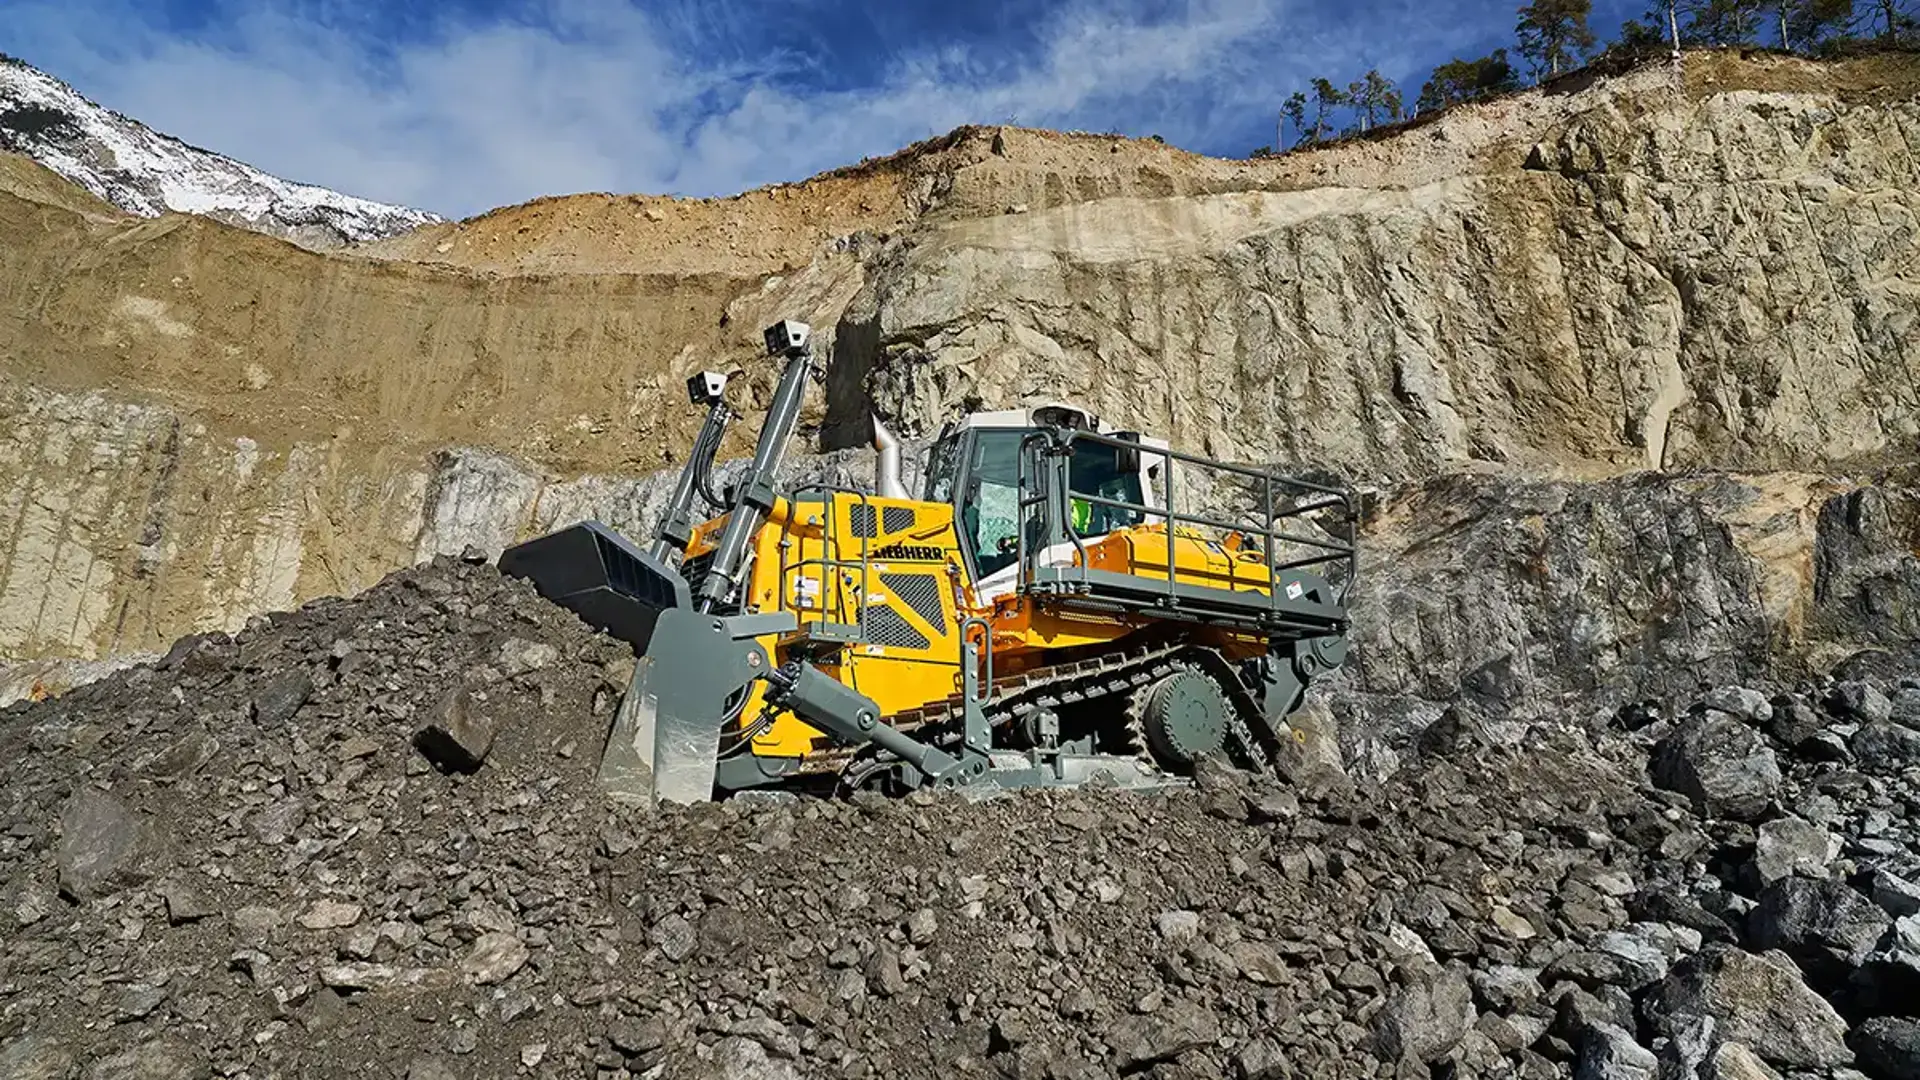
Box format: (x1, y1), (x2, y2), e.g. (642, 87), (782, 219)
(961, 432), (1025, 578)
(956, 430), (1147, 580)
(924, 434), (962, 503)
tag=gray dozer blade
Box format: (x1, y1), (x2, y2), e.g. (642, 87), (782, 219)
(497, 522), (690, 655)
(606, 607), (776, 805)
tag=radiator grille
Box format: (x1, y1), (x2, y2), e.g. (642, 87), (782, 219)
(880, 573), (944, 629)
(678, 550), (715, 594)
(864, 605), (931, 650)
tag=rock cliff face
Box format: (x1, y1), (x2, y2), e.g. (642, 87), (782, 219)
(1, 51), (1917, 731)
(835, 66), (1920, 478)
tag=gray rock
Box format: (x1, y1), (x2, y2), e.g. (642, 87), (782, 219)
(1650, 714), (1781, 821)
(608, 1016), (667, 1056)
(143, 731), (219, 781)
(1746, 878), (1888, 982)
(1647, 946), (1851, 1069)
(1274, 696), (1346, 786)
(460, 931), (530, 985)
(1656, 1013), (1717, 1080)
(298, 899), (364, 930)
(1700, 687), (1772, 724)
(1108, 999), (1221, 1069)
(1155, 909), (1201, 945)
(866, 942), (907, 997)
(248, 799), (307, 845)
(1763, 699), (1825, 748)
(84, 1037), (207, 1080)
(1852, 721), (1920, 767)
(0, 1036), (75, 1080)
(1705, 1043), (1782, 1080)
(906, 907), (938, 945)
(160, 879), (218, 924)
(1585, 927), (1677, 989)
(115, 982), (168, 1021)
(1891, 688), (1920, 727)
(1850, 1017), (1920, 1080)
(711, 1036), (800, 1080)
(250, 670), (313, 724)
(1371, 968), (1474, 1065)
(1235, 1037), (1289, 1080)
(1752, 817), (1839, 884)
(1574, 1024), (1656, 1080)
(412, 684), (499, 774)
(494, 638), (560, 678)
(11, 879), (53, 927)
(230, 905), (282, 944)
(1228, 941), (1288, 985)
(1864, 868), (1920, 918)
(1470, 965), (1542, 1012)
(56, 789), (166, 901)
(1828, 682), (1894, 724)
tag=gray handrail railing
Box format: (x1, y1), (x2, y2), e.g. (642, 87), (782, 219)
(1015, 428), (1358, 610)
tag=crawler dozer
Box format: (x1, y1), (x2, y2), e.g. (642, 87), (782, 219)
(500, 320), (1355, 803)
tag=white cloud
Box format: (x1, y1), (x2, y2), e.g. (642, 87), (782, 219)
(7, 0), (1489, 217)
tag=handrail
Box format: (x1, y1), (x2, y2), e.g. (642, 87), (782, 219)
(1014, 427), (1359, 610)
(773, 483), (879, 639)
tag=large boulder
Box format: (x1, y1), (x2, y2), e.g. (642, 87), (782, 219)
(1371, 967), (1475, 1066)
(1745, 878), (1888, 988)
(55, 790), (168, 902)
(1751, 817), (1839, 885)
(1644, 946), (1851, 1070)
(1650, 714), (1780, 821)
(1850, 1018), (1920, 1080)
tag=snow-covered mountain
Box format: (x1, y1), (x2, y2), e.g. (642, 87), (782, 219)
(0, 55), (442, 248)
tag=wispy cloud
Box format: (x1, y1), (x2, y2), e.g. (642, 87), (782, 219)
(6, 0), (1515, 218)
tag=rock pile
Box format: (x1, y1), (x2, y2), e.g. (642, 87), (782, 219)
(3, 557), (1919, 1079)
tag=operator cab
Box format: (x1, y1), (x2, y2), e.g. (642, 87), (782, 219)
(922, 403), (1169, 599)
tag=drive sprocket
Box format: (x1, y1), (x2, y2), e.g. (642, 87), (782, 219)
(1137, 666), (1231, 770)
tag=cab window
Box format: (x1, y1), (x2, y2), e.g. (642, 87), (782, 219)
(960, 431), (1024, 578)
(1067, 441), (1147, 535)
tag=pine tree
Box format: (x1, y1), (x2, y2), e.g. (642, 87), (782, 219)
(1359, 70), (1405, 128)
(1282, 92), (1309, 148)
(1858, 0), (1919, 39)
(1310, 79), (1347, 142)
(1678, 0), (1766, 43)
(1416, 50), (1522, 113)
(1779, 0), (1857, 48)
(1517, 0), (1599, 76)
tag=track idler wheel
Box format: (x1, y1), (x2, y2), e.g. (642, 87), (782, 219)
(1140, 668), (1231, 770)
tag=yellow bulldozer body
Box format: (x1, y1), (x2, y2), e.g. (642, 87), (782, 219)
(683, 491), (1281, 768)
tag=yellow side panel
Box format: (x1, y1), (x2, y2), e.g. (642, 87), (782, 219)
(739, 494), (976, 758)
(1086, 525), (1276, 593)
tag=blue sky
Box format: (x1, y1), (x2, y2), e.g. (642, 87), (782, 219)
(6, 0), (1648, 218)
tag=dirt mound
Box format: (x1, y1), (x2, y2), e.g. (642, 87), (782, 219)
(4, 558), (1920, 1077)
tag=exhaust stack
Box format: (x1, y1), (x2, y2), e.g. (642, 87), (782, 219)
(872, 415), (909, 500)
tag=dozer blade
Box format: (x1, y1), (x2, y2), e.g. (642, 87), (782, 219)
(497, 521), (689, 654)
(600, 607), (780, 805)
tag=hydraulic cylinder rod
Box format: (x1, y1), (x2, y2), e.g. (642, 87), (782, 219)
(695, 322), (820, 612)
(653, 392), (733, 564)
